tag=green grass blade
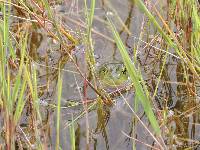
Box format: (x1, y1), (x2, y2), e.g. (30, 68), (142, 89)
(85, 0), (95, 39)
(3, 0), (15, 58)
(32, 64), (42, 122)
(56, 65), (62, 150)
(107, 18), (160, 135)
(6, 63), (11, 112)
(89, 0), (95, 39)
(0, 2), (7, 108)
(11, 32), (28, 102)
(24, 63), (34, 98)
(84, 0), (96, 66)
(69, 115), (75, 150)
(13, 77), (27, 125)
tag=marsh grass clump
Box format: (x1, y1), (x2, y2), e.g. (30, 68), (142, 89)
(0, 0), (199, 149)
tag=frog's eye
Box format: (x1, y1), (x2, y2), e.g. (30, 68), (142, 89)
(99, 67), (108, 74)
(102, 67), (107, 73)
(122, 68), (127, 74)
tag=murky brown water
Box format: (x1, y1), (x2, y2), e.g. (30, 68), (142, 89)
(7, 0), (200, 149)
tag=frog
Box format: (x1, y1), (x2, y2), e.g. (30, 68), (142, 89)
(53, 63), (130, 109)
(97, 62), (129, 87)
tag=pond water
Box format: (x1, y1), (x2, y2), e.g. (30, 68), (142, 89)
(8, 0), (200, 149)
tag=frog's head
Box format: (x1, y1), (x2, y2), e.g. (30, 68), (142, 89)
(97, 63), (129, 87)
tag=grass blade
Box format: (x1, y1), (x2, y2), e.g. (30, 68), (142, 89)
(56, 65), (62, 150)
(13, 77), (27, 125)
(69, 115), (76, 150)
(107, 18), (161, 135)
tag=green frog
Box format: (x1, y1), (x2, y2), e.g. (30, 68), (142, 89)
(97, 62), (129, 87)
(57, 63), (131, 108)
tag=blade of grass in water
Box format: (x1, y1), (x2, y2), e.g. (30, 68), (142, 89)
(13, 78), (27, 125)
(69, 115), (76, 150)
(0, 0), (16, 114)
(6, 62), (11, 112)
(11, 32), (27, 103)
(13, 32), (28, 125)
(32, 63), (42, 122)
(107, 18), (161, 135)
(3, 0), (15, 58)
(0, 2), (8, 112)
(84, 0), (95, 40)
(84, 0), (96, 66)
(56, 65), (62, 150)
(83, 2), (96, 147)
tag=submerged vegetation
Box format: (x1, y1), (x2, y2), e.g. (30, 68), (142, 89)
(0, 0), (199, 149)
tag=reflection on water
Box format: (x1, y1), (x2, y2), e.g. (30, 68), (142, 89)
(7, 0), (200, 149)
